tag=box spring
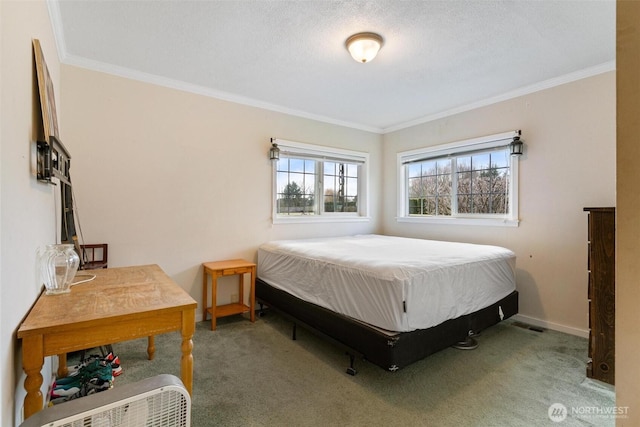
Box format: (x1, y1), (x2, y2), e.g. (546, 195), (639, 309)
(257, 278), (518, 372)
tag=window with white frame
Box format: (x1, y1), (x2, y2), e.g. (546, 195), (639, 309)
(397, 131), (521, 226)
(272, 139), (369, 223)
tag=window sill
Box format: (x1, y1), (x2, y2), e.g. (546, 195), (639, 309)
(396, 216), (519, 227)
(273, 216), (371, 225)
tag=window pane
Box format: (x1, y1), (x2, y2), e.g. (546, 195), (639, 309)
(422, 160), (437, 176)
(322, 162), (359, 213)
(276, 171), (289, 193)
(325, 175), (335, 192)
(458, 194), (471, 214)
(277, 157), (317, 216)
(288, 172), (304, 185)
(424, 175), (437, 193)
(346, 177), (358, 196)
(457, 156), (471, 172)
(324, 193), (335, 212)
(423, 197), (438, 215)
(288, 158), (305, 173)
(409, 197), (423, 215)
(423, 197), (436, 215)
(305, 159), (315, 173)
(490, 194), (507, 214)
(491, 151), (509, 168)
(437, 174), (451, 196)
(490, 167), (508, 193)
(471, 153), (491, 170)
(472, 170), (491, 193)
(436, 159), (451, 174)
(324, 162), (335, 175)
(437, 195), (451, 215)
(408, 163), (422, 178)
(406, 159), (453, 217)
(472, 194), (491, 213)
(457, 171), (471, 194)
(408, 177), (423, 198)
(344, 196), (357, 212)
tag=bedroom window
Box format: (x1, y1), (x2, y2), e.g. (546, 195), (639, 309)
(397, 130), (521, 227)
(272, 139), (369, 223)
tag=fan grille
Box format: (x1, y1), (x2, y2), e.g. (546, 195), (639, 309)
(21, 376), (191, 427)
(64, 389), (190, 427)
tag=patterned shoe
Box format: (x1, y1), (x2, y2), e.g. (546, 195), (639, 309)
(51, 385), (81, 398)
(110, 356), (123, 377)
(66, 354), (103, 375)
(66, 377), (112, 401)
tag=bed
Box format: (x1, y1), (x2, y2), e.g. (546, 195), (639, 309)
(256, 234), (518, 374)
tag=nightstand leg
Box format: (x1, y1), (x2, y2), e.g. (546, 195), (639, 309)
(211, 274), (218, 331)
(202, 271), (208, 322)
(250, 267), (256, 323)
(239, 274), (244, 307)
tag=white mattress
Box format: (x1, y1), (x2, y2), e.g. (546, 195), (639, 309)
(257, 234), (516, 332)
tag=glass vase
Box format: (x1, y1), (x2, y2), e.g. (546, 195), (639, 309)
(38, 244), (80, 295)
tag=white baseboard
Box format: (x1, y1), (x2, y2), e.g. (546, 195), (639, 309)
(512, 314), (589, 338)
(196, 309), (590, 339)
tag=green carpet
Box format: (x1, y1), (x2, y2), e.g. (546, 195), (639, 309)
(111, 313), (615, 426)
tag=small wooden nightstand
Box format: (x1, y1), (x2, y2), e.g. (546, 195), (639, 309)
(202, 259), (256, 330)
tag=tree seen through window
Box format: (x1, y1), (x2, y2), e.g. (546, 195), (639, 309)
(408, 149), (510, 216)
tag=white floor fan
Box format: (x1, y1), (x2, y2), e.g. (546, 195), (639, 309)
(20, 374), (191, 427)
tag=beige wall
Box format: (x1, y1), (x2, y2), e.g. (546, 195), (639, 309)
(60, 65), (383, 318)
(1, 1), (61, 425)
(382, 72), (616, 336)
(616, 1), (640, 424)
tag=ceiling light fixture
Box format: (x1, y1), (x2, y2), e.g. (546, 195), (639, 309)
(345, 32), (384, 63)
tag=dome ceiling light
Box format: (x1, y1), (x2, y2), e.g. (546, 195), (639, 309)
(345, 32), (384, 63)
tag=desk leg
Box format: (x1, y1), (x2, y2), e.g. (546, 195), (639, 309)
(57, 353), (68, 378)
(181, 308), (195, 396)
(147, 336), (155, 360)
(22, 335), (44, 419)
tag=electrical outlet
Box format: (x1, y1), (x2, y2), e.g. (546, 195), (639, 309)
(231, 293), (239, 303)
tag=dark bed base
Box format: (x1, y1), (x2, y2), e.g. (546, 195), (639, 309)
(256, 278), (518, 374)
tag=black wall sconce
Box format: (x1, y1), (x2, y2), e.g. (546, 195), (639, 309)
(510, 133), (524, 156)
(269, 138), (280, 161)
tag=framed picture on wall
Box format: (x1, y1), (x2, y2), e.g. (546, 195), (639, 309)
(33, 38), (59, 143)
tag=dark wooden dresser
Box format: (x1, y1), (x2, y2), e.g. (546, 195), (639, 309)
(584, 207), (615, 385)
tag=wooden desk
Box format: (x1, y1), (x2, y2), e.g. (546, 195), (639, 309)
(17, 264), (197, 419)
(202, 259), (256, 330)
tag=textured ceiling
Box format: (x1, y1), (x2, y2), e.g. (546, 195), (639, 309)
(49, 0), (615, 133)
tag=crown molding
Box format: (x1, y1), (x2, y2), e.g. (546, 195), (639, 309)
(382, 61), (616, 134)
